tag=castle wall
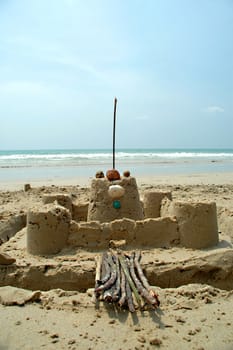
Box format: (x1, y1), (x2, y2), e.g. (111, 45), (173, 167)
(134, 217), (179, 247)
(67, 217), (179, 249)
(26, 186), (219, 254)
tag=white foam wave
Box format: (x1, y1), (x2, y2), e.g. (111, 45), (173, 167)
(1, 151), (233, 161)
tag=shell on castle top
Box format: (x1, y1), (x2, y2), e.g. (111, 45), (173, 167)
(106, 169), (121, 181)
(108, 185), (125, 199)
(123, 170), (131, 177)
(95, 170), (105, 178)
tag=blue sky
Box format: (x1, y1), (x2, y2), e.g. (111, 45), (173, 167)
(0, 0), (232, 150)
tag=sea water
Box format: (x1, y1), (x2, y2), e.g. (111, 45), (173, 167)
(0, 148), (233, 182)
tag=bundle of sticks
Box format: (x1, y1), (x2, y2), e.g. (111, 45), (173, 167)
(94, 250), (160, 312)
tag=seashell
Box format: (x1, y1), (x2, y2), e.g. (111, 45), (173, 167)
(108, 185), (125, 199)
(106, 169), (121, 181)
(95, 171), (105, 178)
(123, 170), (131, 177)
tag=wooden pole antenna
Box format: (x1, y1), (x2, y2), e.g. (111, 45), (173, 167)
(113, 97), (117, 169)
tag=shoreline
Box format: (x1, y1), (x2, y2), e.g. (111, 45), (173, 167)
(1, 171), (233, 191)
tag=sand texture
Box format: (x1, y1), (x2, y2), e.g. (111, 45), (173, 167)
(1, 175), (233, 349)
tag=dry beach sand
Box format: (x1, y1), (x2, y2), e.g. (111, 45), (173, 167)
(1, 172), (233, 349)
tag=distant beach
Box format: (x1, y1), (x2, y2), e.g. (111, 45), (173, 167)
(1, 148), (233, 189)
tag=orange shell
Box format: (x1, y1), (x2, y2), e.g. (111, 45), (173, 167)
(123, 170), (131, 177)
(106, 169), (121, 181)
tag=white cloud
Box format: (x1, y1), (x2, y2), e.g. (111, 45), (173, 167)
(203, 106), (224, 113)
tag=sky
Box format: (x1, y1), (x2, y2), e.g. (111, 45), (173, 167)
(0, 0), (232, 150)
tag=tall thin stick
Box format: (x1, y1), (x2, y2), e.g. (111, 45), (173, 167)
(113, 97), (117, 169)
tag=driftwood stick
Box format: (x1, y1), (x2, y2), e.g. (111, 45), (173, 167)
(125, 279), (135, 313)
(100, 252), (111, 285)
(94, 255), (103, 298)
(129, 253), (158, 308)
(135, 250), (142, 263)
(96, 255), (102, 282)
(112, 254), (121, 302)
(118, 264), (126, 307)
(134, 251), (160, 307)
(134, 251), (151, 290)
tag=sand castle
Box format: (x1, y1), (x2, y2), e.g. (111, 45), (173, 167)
(26, 176), (219, 255)
(1, 177), (233, 297)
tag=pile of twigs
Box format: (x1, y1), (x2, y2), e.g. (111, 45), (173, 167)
(94, 250), (160, 312)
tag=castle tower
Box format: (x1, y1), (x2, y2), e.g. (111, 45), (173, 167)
(87, 176), (144, 223)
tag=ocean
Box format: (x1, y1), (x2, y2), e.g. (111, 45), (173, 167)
(1, 148), (233, 183)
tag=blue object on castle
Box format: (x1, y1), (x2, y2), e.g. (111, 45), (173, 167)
(113, 200), (121, 209)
